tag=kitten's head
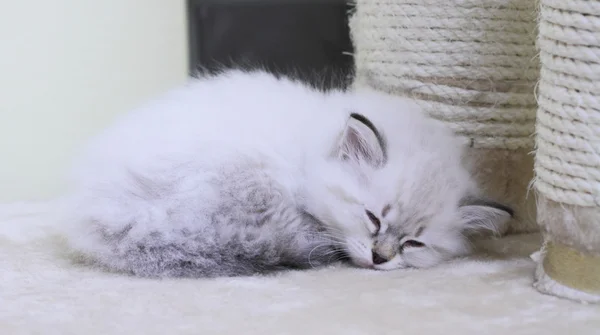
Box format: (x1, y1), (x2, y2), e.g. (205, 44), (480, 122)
(304, 93), (513, 270)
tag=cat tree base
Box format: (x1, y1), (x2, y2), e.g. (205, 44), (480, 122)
(532, 196), (600, 304)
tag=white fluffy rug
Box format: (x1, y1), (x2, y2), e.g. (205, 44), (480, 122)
(1, 202), (599, 335)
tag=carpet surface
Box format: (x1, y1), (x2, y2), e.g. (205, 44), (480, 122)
(1, 203), (598, 335)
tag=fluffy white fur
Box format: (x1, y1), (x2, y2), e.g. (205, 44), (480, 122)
(63, 70), (512, 277)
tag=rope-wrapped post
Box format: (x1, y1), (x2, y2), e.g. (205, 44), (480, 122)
(533, 0), (600, 303)
(350, 0), (539, 233)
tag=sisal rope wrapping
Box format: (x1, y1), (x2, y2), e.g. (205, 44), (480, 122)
(535, 0), (600, 208)
(350, 0), (539, 150)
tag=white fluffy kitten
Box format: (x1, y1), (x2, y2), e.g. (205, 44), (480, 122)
(63, 70), (512, 278)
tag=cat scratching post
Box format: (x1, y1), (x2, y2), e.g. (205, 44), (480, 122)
(532, 0), (600, 303)
(349, 0), (539, 233)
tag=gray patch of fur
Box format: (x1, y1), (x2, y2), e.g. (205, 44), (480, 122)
(78, 162), (340, 278)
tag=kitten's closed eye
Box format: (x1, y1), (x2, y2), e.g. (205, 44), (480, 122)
(401, 240), (425, 249)
(365, 210), (381, 234)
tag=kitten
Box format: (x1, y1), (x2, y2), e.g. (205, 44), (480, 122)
(62, 70), (513, 278)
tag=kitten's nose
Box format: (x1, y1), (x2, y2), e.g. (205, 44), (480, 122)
(372, 251), (388, 265)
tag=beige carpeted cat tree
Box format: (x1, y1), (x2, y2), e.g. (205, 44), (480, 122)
(350, 0), (600, 303)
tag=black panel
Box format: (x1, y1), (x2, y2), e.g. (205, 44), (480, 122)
(187, 0), (354, 90)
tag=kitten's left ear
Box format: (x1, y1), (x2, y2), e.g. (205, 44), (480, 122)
(458, 196), (514, 237)
(333, 113), (387, 167)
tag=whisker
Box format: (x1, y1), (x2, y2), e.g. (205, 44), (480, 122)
(328, 254), (348, 263)
(313, 236), (347, 246)
(326, 249), (349, 263)
(321, 249), (342, 256)
(308, 244), (334, 269)
(313, 238), (346, 247)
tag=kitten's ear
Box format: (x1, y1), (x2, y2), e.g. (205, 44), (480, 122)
(458, 196), (514, 237)
(333, 113), (387, 167)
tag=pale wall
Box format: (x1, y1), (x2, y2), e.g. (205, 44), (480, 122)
(0, 1), (189, 202)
